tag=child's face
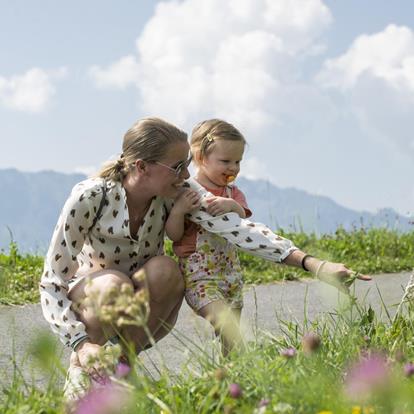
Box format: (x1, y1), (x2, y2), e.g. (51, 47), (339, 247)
(199, 140), (244, 187)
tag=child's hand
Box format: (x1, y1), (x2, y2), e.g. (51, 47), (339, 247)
(205, 196), (237, 216)
(172, 189), (201, 215)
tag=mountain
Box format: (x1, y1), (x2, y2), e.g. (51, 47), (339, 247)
(0, 169), (85, 253)
(0, 169), (412, 252)
(236, 177), (413, 234)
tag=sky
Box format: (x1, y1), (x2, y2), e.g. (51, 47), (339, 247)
(1, 0), (413, 216)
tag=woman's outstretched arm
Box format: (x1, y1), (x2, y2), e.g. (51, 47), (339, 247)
(183, 178), (371, 292)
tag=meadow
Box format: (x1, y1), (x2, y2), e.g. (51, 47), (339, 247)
(1, 227), (414, 306)
(1, 228), (414, 413)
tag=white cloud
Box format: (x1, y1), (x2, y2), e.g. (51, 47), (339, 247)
(0, 67), (67, 113)
(317, 24), (414, 157)
(89, 0), (332, 132)
(89, 55), (140, 89)
(317, 24), (414, 91)
(85, 1), (414, 214)
(240, 156), (273, 181)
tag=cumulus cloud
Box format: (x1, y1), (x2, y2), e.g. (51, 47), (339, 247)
(317, 24), (414, 156)
(0, 67), (67, 113)
(317, 24), (414, 91)
(89, 55), (140, 89)
(89, 0), (332, 134)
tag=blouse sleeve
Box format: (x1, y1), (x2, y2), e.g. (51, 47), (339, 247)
(39, 182), (102, 347)
(184, 178), (297, 262)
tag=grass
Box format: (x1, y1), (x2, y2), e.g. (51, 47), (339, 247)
(1, 227), (414, 412)
(2, 294), (414, 413)
(1, 228), (413, 305)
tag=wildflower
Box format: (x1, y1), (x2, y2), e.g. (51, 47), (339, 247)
(258, 398), (270, 407)
(403, 362), (414, 377)
(115, 362), (130, 378)
(94, 270), (150, 328)
(302, 332), (321, 354)
(228, 383), (243, 398)
(352, 406), (362, 414)
(394, 348), (406, 363)
(344, 353), (389, 401)
(317, 411), (333, 414)
(223, 405), (234, 414)
(75, 383), (131, 414)
(280, 347), (296, 358)
(214, 367), (227, 381)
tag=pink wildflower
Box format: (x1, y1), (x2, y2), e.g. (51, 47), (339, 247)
(280, 347), (297, 358)
(404, 362), (414, 377)
(228, 383), (243, 398)
(258, 398), (270, 407)
(344, 353), (390, 400)
(75, 383), (130, 414)
(115, 362), (130, 378)
(302, 332), (321, 354)
(395, 349), (406, 363)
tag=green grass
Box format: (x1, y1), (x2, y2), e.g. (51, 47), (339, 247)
(2, 297), (414, 413)
(0, 240), (44, 305)
(1, 228), (414, 305)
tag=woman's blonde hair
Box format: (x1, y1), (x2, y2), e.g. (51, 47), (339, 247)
(190, 119), (246, 164)
(95, 117), (188, 181)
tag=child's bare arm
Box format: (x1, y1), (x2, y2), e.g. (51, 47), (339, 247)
(205, 197), (246, 218)
(165, 211), (186, 241)
(166, 189), (201, 241)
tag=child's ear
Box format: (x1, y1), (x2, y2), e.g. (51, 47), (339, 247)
(194, 150), (203, 164)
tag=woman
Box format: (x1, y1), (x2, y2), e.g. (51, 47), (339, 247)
(39, 117), (370, 397)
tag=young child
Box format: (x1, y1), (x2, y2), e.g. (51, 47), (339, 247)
(166, 119), (252, 354)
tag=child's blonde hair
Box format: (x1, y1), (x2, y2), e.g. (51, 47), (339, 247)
(190, 119), (246, 164)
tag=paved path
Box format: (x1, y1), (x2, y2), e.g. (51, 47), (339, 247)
(0, 272), (412, 388)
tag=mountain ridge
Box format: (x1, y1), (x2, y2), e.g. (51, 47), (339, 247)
(1, 169), (411, 252)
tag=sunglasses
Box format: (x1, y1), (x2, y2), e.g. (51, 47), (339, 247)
(154, 155), (192, 177)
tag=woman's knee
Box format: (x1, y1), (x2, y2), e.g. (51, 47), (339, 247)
(73, 270), (133, 306)
(99, 270), (133, 291)
(144, 256), (184, 300)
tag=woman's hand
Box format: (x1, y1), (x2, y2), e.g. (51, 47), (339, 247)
(316, 261), (371, 294)
(76, 341), (108, 383)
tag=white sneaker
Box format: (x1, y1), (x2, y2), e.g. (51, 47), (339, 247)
(63, 363), (91, 402)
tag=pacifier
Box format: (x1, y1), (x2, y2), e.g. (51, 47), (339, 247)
(226, 175), (236, 184)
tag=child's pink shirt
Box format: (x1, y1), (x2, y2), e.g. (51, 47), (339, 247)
(172, 184), (252, 258)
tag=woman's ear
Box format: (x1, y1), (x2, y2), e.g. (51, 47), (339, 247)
(134, 159), (147, 174)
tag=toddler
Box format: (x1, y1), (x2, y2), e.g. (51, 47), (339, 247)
(166, 119), (251, 354)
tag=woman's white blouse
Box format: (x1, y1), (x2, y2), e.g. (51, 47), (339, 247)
(40, 177), (297, 347)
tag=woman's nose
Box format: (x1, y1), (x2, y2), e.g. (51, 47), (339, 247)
(181, 166), (191, 179)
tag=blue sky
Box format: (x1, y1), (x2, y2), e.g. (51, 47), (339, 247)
(1, 0), (413, 216)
